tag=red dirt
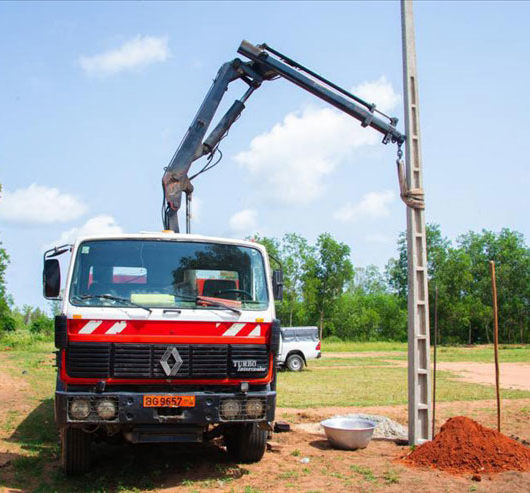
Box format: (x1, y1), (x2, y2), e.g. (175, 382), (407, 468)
(402, 416), (530, 475)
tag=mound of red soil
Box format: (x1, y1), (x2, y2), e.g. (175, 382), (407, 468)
(401, 416), (530, 475)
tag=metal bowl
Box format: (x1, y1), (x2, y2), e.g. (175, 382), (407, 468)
(320, 418), (376, 450)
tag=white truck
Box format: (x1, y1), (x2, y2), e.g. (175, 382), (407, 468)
(44, 232), (284, 474)
(277, 326), (321, 371)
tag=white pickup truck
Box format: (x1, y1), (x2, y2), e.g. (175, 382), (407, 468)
(277, 326), (321, 371)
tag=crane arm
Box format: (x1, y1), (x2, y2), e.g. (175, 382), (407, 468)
(162, 40), (406, 232)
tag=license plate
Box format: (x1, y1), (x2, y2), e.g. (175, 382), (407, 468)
(143, 395), (196, 408)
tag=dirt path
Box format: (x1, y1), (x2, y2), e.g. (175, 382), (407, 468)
(386, 360), (530, 391)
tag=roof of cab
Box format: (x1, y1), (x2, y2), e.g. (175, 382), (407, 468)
(71, 231), (266, 253)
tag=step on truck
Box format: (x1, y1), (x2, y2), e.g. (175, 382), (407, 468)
(43, 232), (283, 474)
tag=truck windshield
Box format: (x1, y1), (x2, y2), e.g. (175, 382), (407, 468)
(69, 240), (269, 311)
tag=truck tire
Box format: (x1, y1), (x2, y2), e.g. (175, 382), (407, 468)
(286, 353), (304, 372)
(61, 427), (91, 475)
(225, 423), (267, 463)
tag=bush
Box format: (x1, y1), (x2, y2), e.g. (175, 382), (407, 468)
(29, 315), (54, 335)
(325, 335), (343, 343)
(0, 315), (16, 332)
(0, 329), (53, 349)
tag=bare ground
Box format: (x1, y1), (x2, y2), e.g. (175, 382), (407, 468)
(0, 354), (529, 492)
(384, 359), (530, 391)
(322, 352), (530, 391)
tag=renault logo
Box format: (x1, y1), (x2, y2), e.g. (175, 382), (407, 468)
(160, 346), (183, 377)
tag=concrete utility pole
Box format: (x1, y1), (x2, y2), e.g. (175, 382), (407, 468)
(401, 0), (432, 444)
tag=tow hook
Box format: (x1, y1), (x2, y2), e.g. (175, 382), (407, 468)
(155, 409), (186, 422)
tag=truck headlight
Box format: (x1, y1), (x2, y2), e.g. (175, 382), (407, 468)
(70, 398), (91, 419)
(221, 399), (241, 419)
(96, 399), (117, 420)
(246, 398), (265, 418)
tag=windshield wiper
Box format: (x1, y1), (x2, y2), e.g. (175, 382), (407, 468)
(195, 296), (242, 315)
(142, 293), (241, 315)
(76, 294), (152, 313)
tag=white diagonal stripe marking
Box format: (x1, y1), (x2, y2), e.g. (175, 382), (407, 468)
(222, 323), (246, 336)
(248, 325), (261, 337)
(106, 321), (127, 334)
(78, 320), (103, 334)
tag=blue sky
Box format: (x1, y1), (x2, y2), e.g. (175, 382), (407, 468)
(1, 1), (529, 310)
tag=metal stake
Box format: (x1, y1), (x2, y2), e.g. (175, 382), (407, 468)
(401, 0), (432, 444)
(490, 260), (501, 432)
(432, 285), (438, 438)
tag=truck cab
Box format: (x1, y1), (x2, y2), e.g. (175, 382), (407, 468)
(43, 232), (282, 474)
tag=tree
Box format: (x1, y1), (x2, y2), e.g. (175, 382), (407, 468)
(50, 299), (62, 317)
(387, 224), (530, 344)
(351, 265), (387, 295)
(279, 233), (315, 326)
(303, 233), (354, 338)
(457, 228), (530, 344)
(385, 223), (450, 301)
(30, 315), (54, 335)
(0, 238), (15, 332)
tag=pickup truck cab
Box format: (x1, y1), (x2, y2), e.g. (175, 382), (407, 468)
(277, 326), (321, 371)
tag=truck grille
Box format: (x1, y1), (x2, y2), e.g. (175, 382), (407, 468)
(66, 343), (268, 380)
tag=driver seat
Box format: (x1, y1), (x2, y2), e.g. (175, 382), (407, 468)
(202, 279), (237, 299)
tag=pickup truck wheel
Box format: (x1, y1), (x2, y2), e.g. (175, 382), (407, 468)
(224, 423), (267, 463)
(61, 427), (91, 475)
(286, 354), (304, 372)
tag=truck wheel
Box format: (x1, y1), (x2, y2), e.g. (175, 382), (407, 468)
(286, 354), (304, 372)
(61, 427), (91, 475)
(225, 423), (267, 463)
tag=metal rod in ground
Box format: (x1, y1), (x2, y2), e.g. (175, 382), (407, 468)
(432, 285), (438, 438)
(489, 260), (501, 432)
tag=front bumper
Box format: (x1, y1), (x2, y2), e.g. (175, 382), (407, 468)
(55, 390), (276, 427)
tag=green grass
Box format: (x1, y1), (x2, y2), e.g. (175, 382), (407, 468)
(350, 464), (376, 482)
(1, 331), (54, 350)
(322, 339), (530, 363)
(311, 357), (393, 367)
(382, 469), (400, 484)
(277, 366), (530, 407)
(277, 470), (299, 480)
(434, 344), (530, 363)
(381, 344), (530, 363)
(3, 346), (56, 401)
(321, 340), (407, 353)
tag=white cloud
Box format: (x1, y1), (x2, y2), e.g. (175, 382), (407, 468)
(0, 184), (87, 224)
(235, 77), (400, 205)
(57, 215), (123, 244)
(334, 190), (395, 222)
(354, 76), (401, 114)
(79, 35), (170, 76)
(229, 209), (258, 234)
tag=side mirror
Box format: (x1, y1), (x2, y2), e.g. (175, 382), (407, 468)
(272, 269), (283, 301)
(43, 259), (61, 299)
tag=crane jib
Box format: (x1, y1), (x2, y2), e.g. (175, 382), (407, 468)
(162, 40), (406, 232)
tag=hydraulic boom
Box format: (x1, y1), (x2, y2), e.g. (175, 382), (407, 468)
(162, 40), (406, 232)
